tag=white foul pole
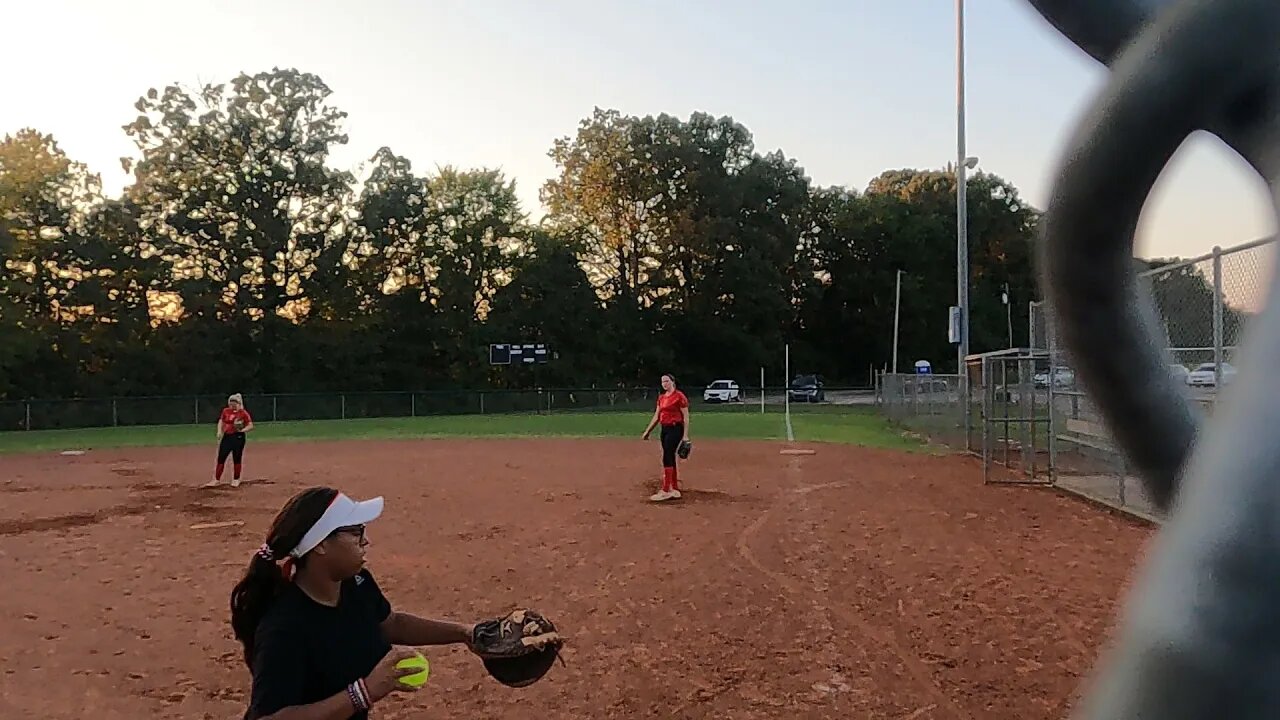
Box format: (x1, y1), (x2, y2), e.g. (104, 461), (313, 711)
(784, 344), (790, 411)
(783, 343), (795, 441)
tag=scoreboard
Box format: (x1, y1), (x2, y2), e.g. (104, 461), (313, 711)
(489, 343), (550, 365)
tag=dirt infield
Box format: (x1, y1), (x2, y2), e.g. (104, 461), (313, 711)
(0, 437), (1153, 719)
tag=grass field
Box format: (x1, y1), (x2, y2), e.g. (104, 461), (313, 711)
(0, 406), (928, 454)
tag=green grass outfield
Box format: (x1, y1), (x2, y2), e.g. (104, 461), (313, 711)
(0, 406), (928, 455)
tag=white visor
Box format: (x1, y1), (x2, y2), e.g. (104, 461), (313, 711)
(289, 492), (384, 558)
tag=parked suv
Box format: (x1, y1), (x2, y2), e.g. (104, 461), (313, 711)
(788, 374), (825, 403)
(703, 379), (742, 403)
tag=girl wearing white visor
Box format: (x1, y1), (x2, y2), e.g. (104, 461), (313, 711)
(231, 487), (481, 719)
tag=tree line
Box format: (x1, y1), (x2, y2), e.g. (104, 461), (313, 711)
(0, 67), (1049, 401)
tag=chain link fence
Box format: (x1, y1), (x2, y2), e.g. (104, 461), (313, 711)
(1030, 236), (1274, 520)
(0, 384), (881, 432)
(882, 237), (1272, 520)
(0, 388), (652, 432)
(877, 373), (971, 450)
(879, 349), (1054, 482)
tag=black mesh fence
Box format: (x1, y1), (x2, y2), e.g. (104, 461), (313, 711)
(115, 396), (202, 426)
(0, 401), (28, 431)
(27, 398), (116, 430)
(2, 384), (877, 433)
(0, 388), (644, 431)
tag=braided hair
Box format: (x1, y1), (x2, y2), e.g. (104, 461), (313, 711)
(229, 486), (338, 667)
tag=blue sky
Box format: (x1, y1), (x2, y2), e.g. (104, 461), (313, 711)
(2, 0), (1274, 260)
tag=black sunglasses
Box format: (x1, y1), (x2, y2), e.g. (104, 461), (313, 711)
(332, 524), (366, 542)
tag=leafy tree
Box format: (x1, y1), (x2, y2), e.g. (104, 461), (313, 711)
(426, 166), (525, 385)
(123, 68), (356, 391)
(54, 198), (169, 395)
(485, 231), (608, 386)
(664, 148), (812, 383)
(541, 108), (676, 307)
(344, 147), (526, 388)
(0, 83), (1057, 402)
(854, 168), (1040, 372)
(542, 108), (809, 384)
(0, 129), (102, 397)
(1141, 258), (1244, 360)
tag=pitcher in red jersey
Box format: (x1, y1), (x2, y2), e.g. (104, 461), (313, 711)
(641, 374), (691, 502)
(207, 393), (255, 488)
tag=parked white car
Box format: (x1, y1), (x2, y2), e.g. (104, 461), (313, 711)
(1186, 362), (1236, 387)
(703, 379), (742, 403)
(1033, 366), (1075, 388)
(915, 378), (952, 394)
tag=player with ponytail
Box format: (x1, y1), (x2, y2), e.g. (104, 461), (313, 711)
(208, 393), (253, 488)
(231, 487), (482, 720)
(641, 373), (691, 502)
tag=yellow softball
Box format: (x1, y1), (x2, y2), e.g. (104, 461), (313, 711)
(396, 653), (430, 687)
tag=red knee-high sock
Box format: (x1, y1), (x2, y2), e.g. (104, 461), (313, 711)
(671, 465), (679, 491)
(215, 463), (225, 480)
(233, 463), (242, 480)
(661, 467), (673, 492)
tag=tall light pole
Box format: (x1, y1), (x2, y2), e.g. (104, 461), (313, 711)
(956, 0), (972, 441)
(892, 269), (903, 374)
(1003, 282), (1013, 348)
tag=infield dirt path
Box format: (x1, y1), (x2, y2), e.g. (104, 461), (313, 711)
(0, 437), (1152, 719)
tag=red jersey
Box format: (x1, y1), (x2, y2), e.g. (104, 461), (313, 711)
(220, 407), (253, 435)
(657, 390), (688, 426)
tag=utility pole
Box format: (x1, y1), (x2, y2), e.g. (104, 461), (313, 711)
(892, 269), (903, 373)
(956, 0), (971, 439)
(1003, 282), (1013, 348)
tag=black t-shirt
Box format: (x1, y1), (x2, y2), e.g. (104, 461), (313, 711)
(244, 569), (393, 720)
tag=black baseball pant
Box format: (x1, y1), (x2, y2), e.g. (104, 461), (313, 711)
(217, 432), (247, 465)
(660, 423), (684, 468)
(215, 432), (247, 481)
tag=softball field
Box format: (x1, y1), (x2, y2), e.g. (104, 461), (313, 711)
(0, 430), (1152, 719)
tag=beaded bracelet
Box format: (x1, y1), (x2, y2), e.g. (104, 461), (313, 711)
(347, 680), (370, 711)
